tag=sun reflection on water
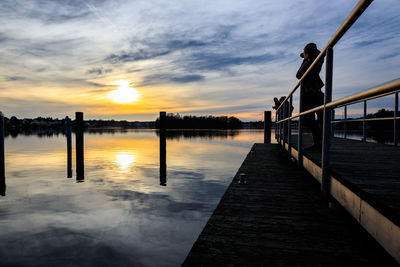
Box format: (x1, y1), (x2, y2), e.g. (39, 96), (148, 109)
(114, 152), (136, 172)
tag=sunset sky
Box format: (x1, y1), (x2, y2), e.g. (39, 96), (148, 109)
(0, 0), (399, 121)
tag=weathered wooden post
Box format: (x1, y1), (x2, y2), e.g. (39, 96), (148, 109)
(75, 112), (84, 182)
(159, 112), (167, 186)
(66, 116), (72, 178)
(264, 111), (271, 144)
(0, 112), (5, 196)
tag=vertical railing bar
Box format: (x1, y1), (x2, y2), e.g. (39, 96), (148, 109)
(395, 92), (399, 146)
(321, 47), (333, 195)
(288, 95), (293, 154)
(331, 109), (335, 136)
(276, 109), (281, 143)
(275, 110), (278, 141)
(279, 108), (283, 145)
(344, 105), (347, 139)
(363, 100), (367, 142)
(298, 89), (304, 167)
(284, 102), (288, 147)
(282, 107), (285, 146)
(277, 109), (280, 144)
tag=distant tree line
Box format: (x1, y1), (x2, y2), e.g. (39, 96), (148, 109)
(155, 113), (243, 129)
(1, 116), (156, 138)
(243, 121), (264, 129)
(334, 108), (399, 143)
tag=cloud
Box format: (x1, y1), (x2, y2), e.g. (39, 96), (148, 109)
(85, 81), (107, 87)
(170, 74), (205, 83)
(354, 37), (393, 48)
(0, 33), (8, 43)
(186, 52), (280, 71)
(106, 49), (170, 64)
(6, 76), (26, 81)
(165, 39), (208, 50)
(139, 73), (204, 86)
(45, 11), (93, 24)
(378, 52), (400, 61)
(87, 67), (113, 75)
(106, 38), (209, 64)
(0, 0), (399, 120)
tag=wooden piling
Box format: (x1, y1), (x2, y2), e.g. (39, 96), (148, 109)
(0, 112), (5, 196)
(159, 112), (167, 186)
(264, 111), (271, 144)
(75, 112), (84, 182)
(66, 116), (72, 178)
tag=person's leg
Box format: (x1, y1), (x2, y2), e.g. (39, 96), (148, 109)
(304, 92), (322, 147)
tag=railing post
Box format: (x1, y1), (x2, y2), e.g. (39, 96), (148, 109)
(278, 109), (281, 144)
(66, 116), (72, 178)
(276, 111), (278, 142)
(363, 100), (367, 142)
(298, 89), (304, 167)
(264, 111), (271, 144)
(288, 95), (293, 154)
(75, 112), (84, 182)
(394, 92), (398, 146)
(344, 105), (347, 139)
(0, 112), (5, 196)
(331, 109), (335, 136)
(321, 47), (333, 194)
(283, 103), (288, 146)
(274, 111), (278, 141)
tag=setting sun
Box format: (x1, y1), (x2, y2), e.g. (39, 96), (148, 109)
(108, 80), (140, 104)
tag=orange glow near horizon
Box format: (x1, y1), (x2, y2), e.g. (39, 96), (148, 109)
(108, 80), (140, 104)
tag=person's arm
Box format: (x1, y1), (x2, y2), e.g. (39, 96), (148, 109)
(296, 59), (311, 79)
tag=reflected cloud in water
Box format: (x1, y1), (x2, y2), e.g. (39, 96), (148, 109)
(0, 129), (264, 266)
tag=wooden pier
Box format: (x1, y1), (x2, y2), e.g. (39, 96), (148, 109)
(183, 141), (399, 266)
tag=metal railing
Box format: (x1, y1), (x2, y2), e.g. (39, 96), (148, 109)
(274, 0), (400, 194)
(330, 91), (399, 145)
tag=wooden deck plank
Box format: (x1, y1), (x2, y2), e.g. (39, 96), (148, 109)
(290, 135), (400, 225)
(183, 143), (397, 266)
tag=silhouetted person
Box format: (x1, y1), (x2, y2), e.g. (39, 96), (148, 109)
(296, 43), (325, 149)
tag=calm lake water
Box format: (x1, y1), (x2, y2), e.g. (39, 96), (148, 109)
(0, 129), (266, 266)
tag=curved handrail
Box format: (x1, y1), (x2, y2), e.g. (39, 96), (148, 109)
(277, 79), (400, 123)
(276, 0), (373, 112)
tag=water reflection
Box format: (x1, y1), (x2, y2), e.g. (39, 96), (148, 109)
(1, 116), (5, 196)
(75, 112), (84, 182)
(0, 176), (5, 196)
(160, 127), (167, 186)
(114, 152), (136, 173)
(66, 117), (72, 178)
(156, 129), (240, 140)
(0, 129), (264, 266)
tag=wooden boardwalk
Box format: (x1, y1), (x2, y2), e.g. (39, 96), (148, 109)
(183, 143), (398, 266)
(290, 134), (400, 226)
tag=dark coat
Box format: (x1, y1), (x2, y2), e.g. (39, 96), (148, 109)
(296, 56), (324, 93)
